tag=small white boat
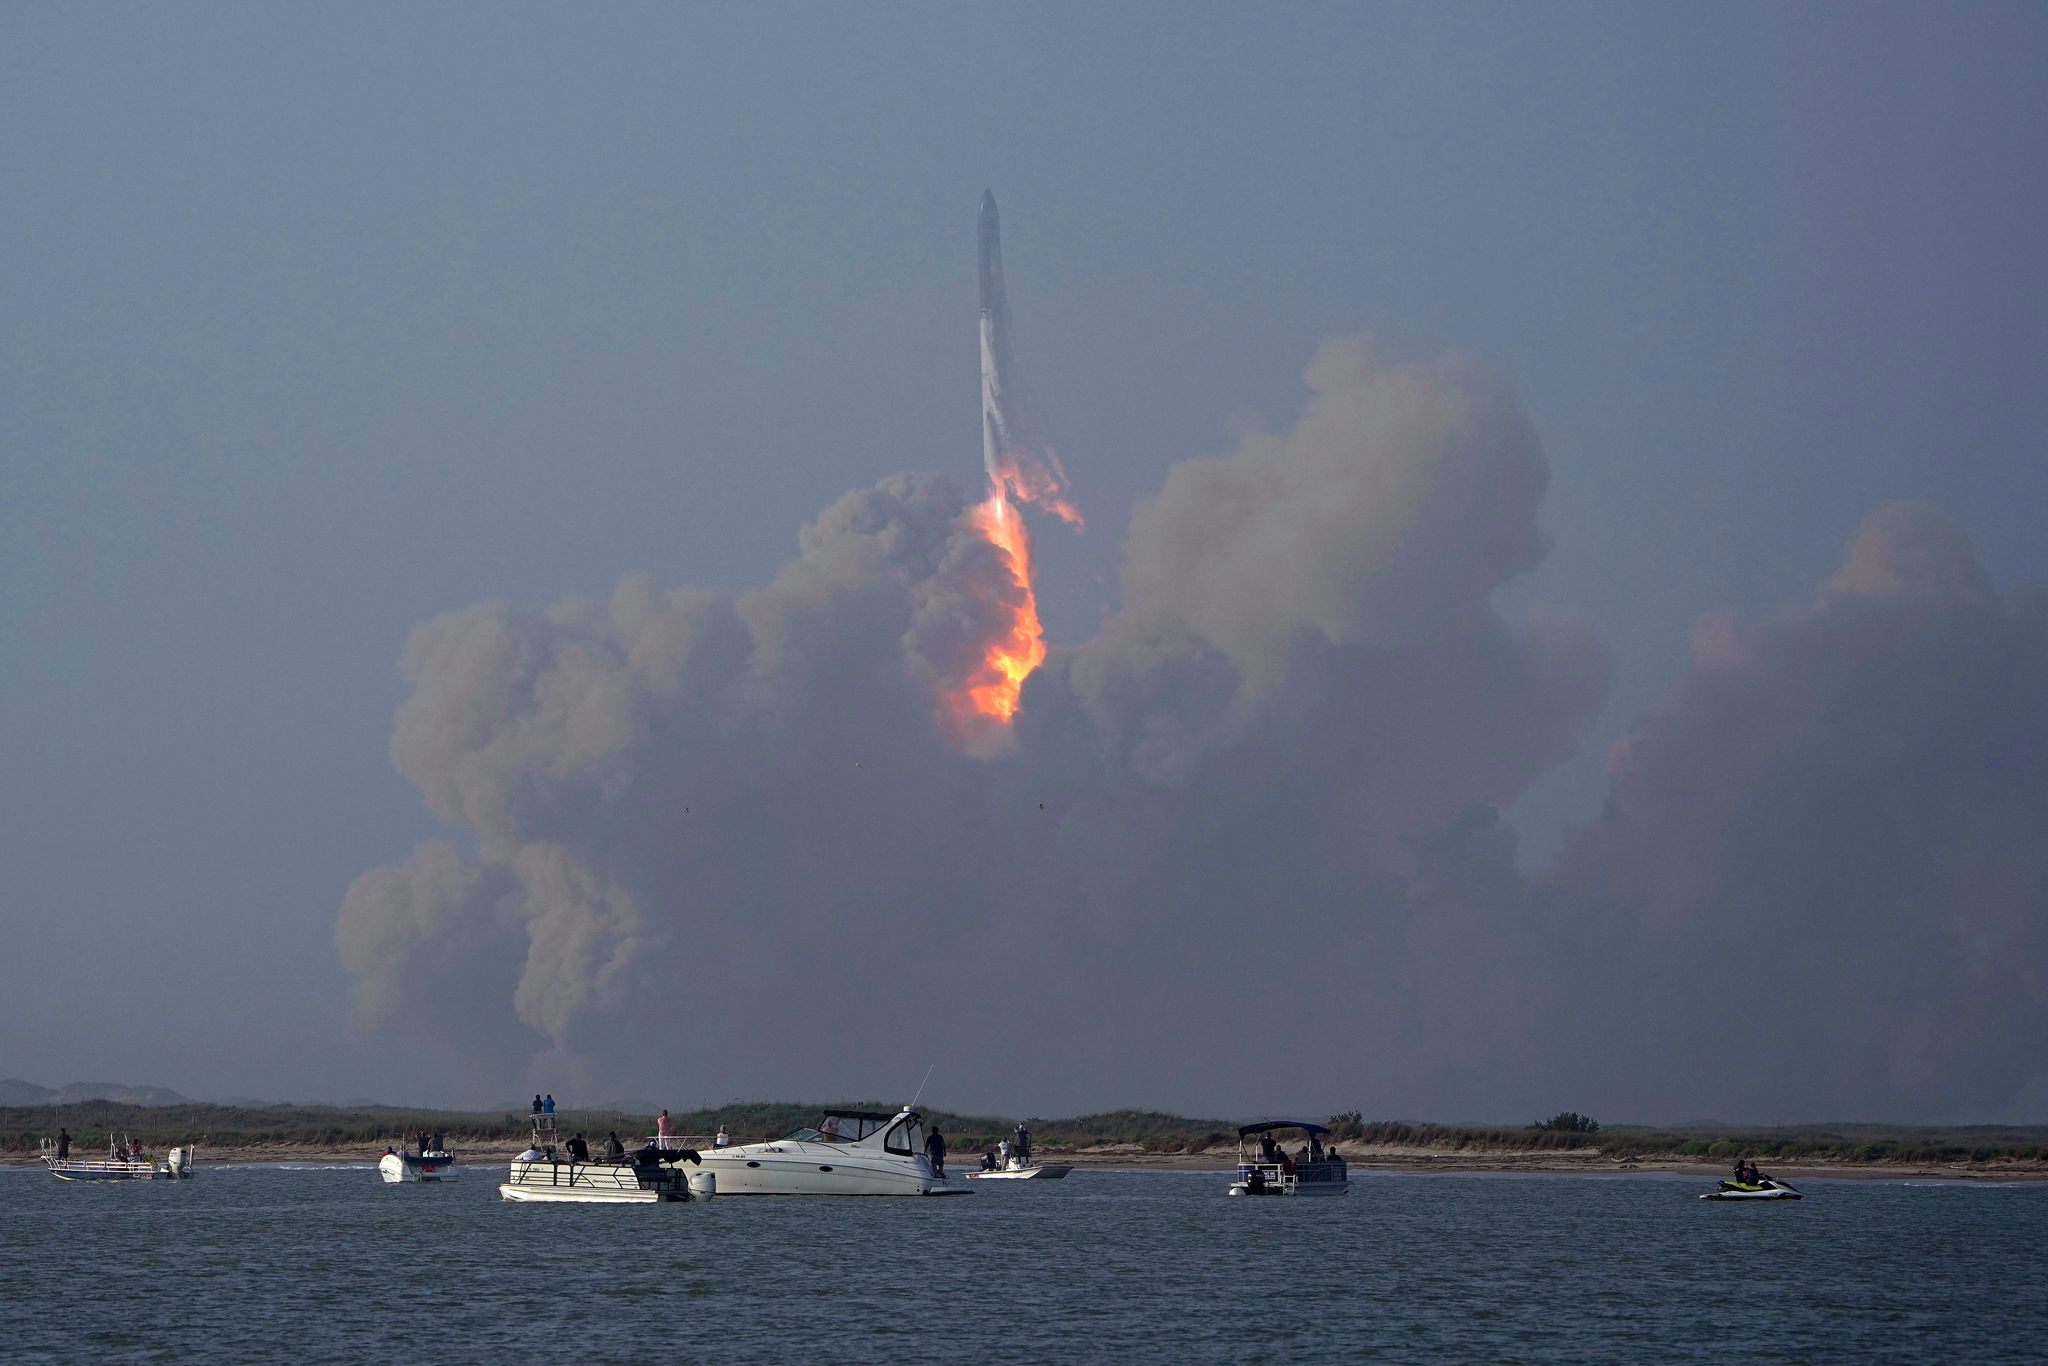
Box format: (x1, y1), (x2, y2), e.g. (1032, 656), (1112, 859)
(687, 1106), (968, 1196)
(380, 1148), (459, 1183)
(1227, 1121), (1349, 1196)
(39, 1133), (186, 1182)
(968, 1155), (1072, 1180)
(499, 1116), (712, 1205)
(1701, 1176), (1801, 1201)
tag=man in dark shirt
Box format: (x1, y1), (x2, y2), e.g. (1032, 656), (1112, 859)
(924, 1124), (947, 1178)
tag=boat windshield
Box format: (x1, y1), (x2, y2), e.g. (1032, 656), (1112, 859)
(785, 1112), (891, 1144)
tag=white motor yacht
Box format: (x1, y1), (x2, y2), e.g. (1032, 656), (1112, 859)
(686, 1106), (967, 1196)
(1227, 1121), (1349, 1196)
(499, 1116), (713, 1204)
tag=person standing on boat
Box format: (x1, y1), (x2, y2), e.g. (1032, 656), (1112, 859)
(998, 1136), (1012, 1167)
(1015, 1123), (1031, 1167)
(924, 1123), (947, 1178)
(657, 1108), (674, 1150)
(56, 1128), (70, 1160)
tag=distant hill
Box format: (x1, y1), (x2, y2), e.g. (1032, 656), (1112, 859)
(0, 1078), (192, 1106)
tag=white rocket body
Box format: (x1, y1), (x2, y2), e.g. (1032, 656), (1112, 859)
(979, 190), (1013, 484)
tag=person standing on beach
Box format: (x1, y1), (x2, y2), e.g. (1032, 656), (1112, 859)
(657, 1108), (673, 1149)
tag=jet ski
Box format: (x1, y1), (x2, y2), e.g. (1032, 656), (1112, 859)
(1701, 1176), (1801, 1200)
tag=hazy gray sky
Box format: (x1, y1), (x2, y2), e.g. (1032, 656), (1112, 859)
(5, 3), (2045, 1122)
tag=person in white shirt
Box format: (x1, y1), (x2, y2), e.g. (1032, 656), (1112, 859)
(715, 1125), (730, 1149)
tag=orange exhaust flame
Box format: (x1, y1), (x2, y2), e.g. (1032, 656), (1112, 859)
(940, 447), (1079, 752)
(941, 489), (1044, 744)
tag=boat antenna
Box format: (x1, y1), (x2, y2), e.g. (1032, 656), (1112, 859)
(908, 1064), (935, 1111)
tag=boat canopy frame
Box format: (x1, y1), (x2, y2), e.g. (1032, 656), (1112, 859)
(1236, 1120), (1331, 1138)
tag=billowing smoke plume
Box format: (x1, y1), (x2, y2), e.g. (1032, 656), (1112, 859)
(336, 342), (2048, 1121)
(1543, 504), (2048, 1120)
(337, 335), (1610, 1114)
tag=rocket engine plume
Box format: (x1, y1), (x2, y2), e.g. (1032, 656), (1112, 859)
(942, 191), (1082, 746)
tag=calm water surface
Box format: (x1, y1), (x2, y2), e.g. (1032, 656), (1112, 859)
(3, 1165), (2044, 1361)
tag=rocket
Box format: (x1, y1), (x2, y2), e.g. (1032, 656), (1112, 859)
(974, 191), (1081, 529)
(979, 189), (1013, 484)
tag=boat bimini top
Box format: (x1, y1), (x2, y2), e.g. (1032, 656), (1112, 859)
(1237, 1120), (1332, 1140)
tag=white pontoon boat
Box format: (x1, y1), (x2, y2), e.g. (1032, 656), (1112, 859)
(1227, 1120), (1349, 1196)
(499, 1115), (713, 1204)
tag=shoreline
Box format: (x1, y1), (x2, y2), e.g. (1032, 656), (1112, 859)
(10, 1143), (2046, 1181)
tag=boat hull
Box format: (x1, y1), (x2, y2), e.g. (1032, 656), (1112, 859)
(499, 1159), (711, 1204)
(1229, 1180), (1349, 1196)
(1702, 1182), (1801, 1200)
(1230, 1160), (1349, 1196)
(45, 1160), (159, 1182)
(968, 1163), (1073, 1180)
(693, 1142), (965, 1196)
(381, 1152), (459, 1183)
